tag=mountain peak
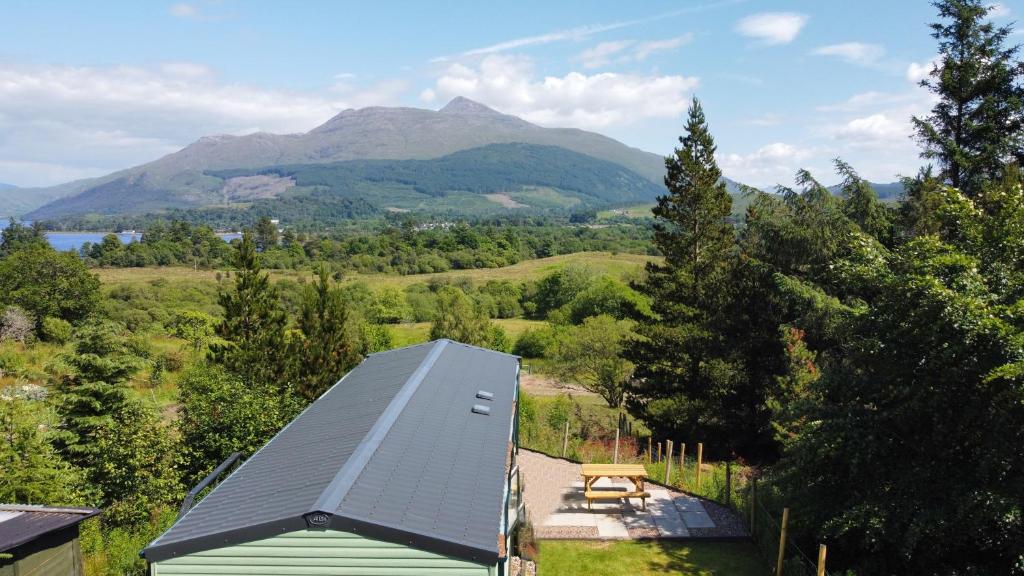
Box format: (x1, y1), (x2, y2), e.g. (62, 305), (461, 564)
(440, 96), (500, 115)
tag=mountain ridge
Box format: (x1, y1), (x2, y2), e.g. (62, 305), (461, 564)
(19, 97), (681, 219)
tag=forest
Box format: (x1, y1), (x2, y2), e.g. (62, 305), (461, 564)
(1, 1), (1022, 575)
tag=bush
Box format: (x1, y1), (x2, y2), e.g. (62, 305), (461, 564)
(546, 394), (573, 430)
(157, 350), (186, 373)
(0, 306), (35, 343)
(40, 316), (73, 344)
(0, 347), (27, 378)
(513, 328), (554, 358)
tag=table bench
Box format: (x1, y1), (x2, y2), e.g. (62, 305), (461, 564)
(580, 463), (649, 511)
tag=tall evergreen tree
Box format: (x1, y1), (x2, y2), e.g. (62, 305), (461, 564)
(626, 98), (753, 456)
(289, 266), (363, 400)
(912, 0), (1024, 194)
(53, 319), (142, 471)
(210, 232), (290, 389)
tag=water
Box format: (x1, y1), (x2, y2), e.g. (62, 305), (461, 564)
(0, 220), (241, 252)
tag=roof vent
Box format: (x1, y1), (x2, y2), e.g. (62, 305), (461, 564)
(472, 404), (491, 415)
(476, 390), (494, 401)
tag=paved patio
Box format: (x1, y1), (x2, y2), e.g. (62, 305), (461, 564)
(519, 449), (735, 540)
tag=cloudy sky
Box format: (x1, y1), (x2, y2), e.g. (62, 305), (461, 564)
(0, 0), (1013, 188)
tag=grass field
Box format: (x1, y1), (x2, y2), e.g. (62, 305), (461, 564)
(598, 204), (656, 219)
(390, 318), (547, 347)
(537, 541), (765, 576)
(93, 251), (657, 289)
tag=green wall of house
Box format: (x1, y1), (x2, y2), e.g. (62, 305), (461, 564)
(151, 529), (496, 576)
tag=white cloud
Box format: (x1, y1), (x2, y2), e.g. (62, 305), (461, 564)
(988, 3), (1011, 18)
(907, 56), (940, 83)
(634, 35), (693, 61)
(735, 12), (808, 45)
(577, 41), (633, 69)
(169, 3), (198, 18)
(424, 54), (698, 129)
(811, 42), (885, 66)
(435, 1), (738, 61)
(0, 62), (399, 186)
(575, 35), (692, 68)
(833, 113), (908, 143)
(718, 142), (814, 185)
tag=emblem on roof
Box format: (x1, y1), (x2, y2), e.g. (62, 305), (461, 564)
(304, 511), (331, 527)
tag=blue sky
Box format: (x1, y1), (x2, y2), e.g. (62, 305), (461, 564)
(0, 1), (1016, 187)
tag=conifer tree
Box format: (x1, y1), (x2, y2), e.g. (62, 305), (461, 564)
(289, 266), (362, 400)
(626, 98), (749, 455)
(912, 0), (1024, 194)
(211, 232), (290, 389)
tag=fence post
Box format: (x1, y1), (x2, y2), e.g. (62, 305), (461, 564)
(647, 436), (652, 463)
(613, 427), (620, 464)
(816, 544), (827, 576)
(775, 507), (790, 576)
(561, 421), (569, 458)
(679, 443), (686, 487)
(696, 443), (704, 489)
(657, 441), (662, 463)
(664, 440), (673, 483)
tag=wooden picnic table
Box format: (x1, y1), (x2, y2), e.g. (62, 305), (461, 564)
(580, 463), (650, 510)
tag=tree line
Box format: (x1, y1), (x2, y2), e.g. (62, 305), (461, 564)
(623, 2), (1024, 573)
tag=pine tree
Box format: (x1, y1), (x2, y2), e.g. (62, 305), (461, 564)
(912, 0), (1024, 194)
(210, 232), (290, 389)
(289, 266), (362, 400)
(652, 97), (734, 282)
(626, 98), (750, 455)
(53, 319), (142, 472)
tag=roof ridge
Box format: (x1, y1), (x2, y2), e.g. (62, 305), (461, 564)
(310, 340), (450, 516)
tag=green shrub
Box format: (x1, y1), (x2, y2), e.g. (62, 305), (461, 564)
(40, 316), (73, 344)
(0, 347), (27, 378)
(513, 328), (554, 358)
(546, 394), (573, 431)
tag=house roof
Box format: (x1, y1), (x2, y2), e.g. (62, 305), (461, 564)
(143, 340), (520, 565)
(0, 505), (100, 552)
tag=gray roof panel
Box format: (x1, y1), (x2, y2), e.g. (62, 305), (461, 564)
(144, 340), (519, 565)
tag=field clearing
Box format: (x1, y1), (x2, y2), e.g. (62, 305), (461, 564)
(537, 541), (764, 576)
(94, 251), (658, 288)
(390, 318), (547, 348)
(598, 204), (656, 219)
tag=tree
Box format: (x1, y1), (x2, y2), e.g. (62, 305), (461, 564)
(210, 232), (290, 389)
(0, 243), (100, 325)
(777, 238), (1024, 574)
(92, 401), (181, 527)
(52, 320), (142, 472)
(254, 216), (279, 250)
(0, 394), (86, 505)
(626, 98), (750, 454)
(652, 97), (734, 280)
(0, 306), (35, 343)
(169, 310), (216, 351)
(289, 266), (363, 400)
(0, 218), (46, 257)
(177, 363), (300, 483)
(912, 0), (1024, 194)
(429, 287), (495, 347)
(548, 315), (635, 408)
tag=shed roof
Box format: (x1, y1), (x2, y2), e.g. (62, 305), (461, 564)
(143, 340), (519, 565)
(0, 505), (100, 552)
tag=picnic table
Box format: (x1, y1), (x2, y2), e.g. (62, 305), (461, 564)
(580, 463), (650, 510)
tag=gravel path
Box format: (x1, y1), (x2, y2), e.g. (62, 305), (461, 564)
(518, 449), (749, 540)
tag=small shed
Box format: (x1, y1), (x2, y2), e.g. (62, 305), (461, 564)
(143, 339), (524, 576)
(0, 504), (100, 576)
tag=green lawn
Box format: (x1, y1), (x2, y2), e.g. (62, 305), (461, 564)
(537, 541), (765, 576)
(390, 318), (547, 348)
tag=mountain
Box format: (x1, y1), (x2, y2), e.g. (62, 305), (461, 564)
(0, 182), (15, 190)
(22, 97), (676, 220)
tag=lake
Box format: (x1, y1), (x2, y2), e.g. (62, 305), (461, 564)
(0, 221), (241, 252)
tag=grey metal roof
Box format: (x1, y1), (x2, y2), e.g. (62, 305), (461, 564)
(0, 505), (100, 552)
(143, 340), (519, 564)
